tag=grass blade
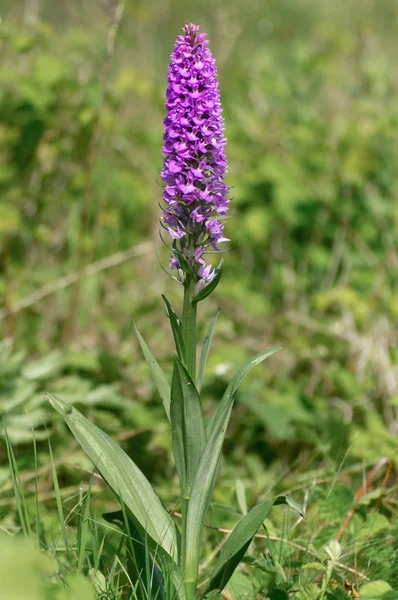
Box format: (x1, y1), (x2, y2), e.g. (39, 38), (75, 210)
(196, 310), (220, 393)
(77, 482), (92, 572)
(103, 508), (165, 600)
(134, 323), (171, 421)
(48, 439), (69, 554)
(47, 393), (178, 561)
(5, 428), (31, 537)
(32, 429), (41, 546)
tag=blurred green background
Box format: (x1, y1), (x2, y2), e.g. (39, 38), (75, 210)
(1, 0), (398, 595)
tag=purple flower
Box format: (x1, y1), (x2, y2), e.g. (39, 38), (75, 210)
(161, 23), (229, 286)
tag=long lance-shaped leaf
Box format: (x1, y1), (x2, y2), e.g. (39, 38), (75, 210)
(162, 295), (186, 365)
(47, 394), (178, 561)
(184, 348), (282, 590)
(206, 495), (304, 593)
(196, 310), (220, 393)
(208, 347), (283, 436)
(170, 356), (206, 495)
(134, 323), (171, 421)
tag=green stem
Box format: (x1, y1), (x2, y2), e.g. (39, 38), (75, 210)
(181, 275), (197, 381)
(180, 275), (197, 598)
(180, 495), (189, 573)
(319, 561), (334, 600)
(184, 580), (196, 600)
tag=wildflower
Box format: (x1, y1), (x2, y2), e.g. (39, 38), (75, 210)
(161, 23), (229, 287)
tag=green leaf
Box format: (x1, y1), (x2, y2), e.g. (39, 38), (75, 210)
(184, 347), (281, 587)
(176, 250), (194, 275)
(324, 539), (341, 561)
(65, 573), (96, 600)
(47, 394), (178, 561)
(134, 323), (171, 421)
(49, 440), (69, 554)
(5, 429), (31, 537)
(274, 494), (305, 516)
(192, 260), (223, 304)
(301, 562), (325, 571)
(170, 356), (206, 495)
(0, 537), (60, 600)
(206, 495), (303, 593)
(225, 571), (259, 600)
(196, 310), (220, 393)
(293, 583), (321, 600)
(359, 581), (392, 598)
(209, 347), (283, 437)
(22, 350), (64, 381)
(321, 485), (354, 520)
(235, 479), (248, 516)
(162, 295), (186, 364)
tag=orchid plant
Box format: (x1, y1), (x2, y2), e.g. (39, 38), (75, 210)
(48, 23), (301, 600)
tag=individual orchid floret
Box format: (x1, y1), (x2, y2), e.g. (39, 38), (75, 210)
(161, 23), (229, 288)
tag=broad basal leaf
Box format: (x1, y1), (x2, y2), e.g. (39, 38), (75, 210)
(47, 394), (177, 561)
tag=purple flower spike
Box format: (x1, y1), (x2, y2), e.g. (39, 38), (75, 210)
(161, 23), (229, 286)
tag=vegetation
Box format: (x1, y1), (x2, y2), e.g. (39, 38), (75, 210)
(1, 1), (397, 598)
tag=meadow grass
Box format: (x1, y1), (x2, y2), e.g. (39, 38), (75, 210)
(1, 431), (396, 598)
